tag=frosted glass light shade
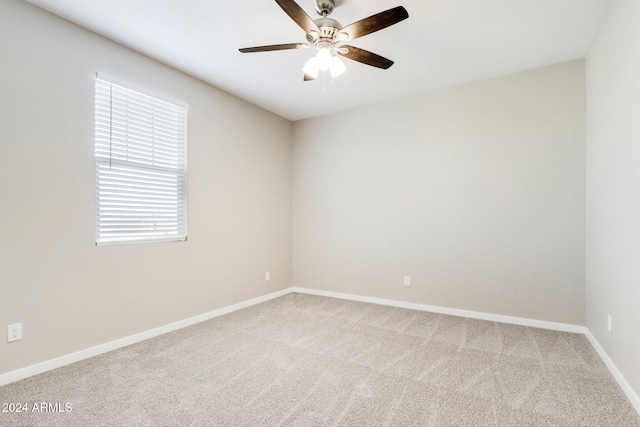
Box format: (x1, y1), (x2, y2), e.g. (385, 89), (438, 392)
(316, 48), (332, 71)
(303, 56), (319, 79)
(330, 56), (346, 78)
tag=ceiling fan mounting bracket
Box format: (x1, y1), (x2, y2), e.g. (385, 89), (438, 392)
(315, 0), (335, 17)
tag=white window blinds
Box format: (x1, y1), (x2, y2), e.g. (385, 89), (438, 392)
(95, 77), (187, 245)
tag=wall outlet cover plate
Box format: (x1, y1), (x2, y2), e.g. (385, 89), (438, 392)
(7, 323), (22, 343)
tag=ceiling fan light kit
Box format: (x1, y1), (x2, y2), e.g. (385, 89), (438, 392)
(239, 0), (409, 82)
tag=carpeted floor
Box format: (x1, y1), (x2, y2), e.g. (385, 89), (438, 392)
(1, 293), (639, 426)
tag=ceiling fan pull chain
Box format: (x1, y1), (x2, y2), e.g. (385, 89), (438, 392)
(323, 70), (326, 94)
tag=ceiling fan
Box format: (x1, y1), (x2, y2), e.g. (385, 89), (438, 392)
(239, 0), (409, 81)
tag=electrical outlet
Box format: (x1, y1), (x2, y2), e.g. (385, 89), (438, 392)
(404, 276), (411, 287)
(265, 272), (270, 281)
(7, 323), (22, 343)
(607, 315), (612, 333)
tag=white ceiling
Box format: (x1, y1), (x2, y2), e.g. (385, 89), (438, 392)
(26, 0), (610, 121)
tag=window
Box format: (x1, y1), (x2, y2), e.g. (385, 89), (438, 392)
(95, 76), (187, 245)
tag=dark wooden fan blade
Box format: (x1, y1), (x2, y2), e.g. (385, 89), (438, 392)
(339, 45), (394, 69)
(337, 6), (408, 41)
(275, 0), (320, 34)
(303, 73), (317, 81)
(239, 43), (305, 53)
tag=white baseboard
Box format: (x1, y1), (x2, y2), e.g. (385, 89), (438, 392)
(292, 287), (586, 333)
(0, 288), (290, 387)
(585, 330), (640, 415)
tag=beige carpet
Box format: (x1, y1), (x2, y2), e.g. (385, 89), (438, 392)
(1, 293), (639, 426)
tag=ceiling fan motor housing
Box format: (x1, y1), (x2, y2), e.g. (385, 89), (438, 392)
(314, 17), (341, 38)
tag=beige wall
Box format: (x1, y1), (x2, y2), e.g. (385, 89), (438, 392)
(0, 0), (292, 375)
(586, 0), (640, 400)
(293, 60), (586, 325)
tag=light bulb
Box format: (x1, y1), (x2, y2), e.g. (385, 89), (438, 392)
(316, 48), (332, 71)
(302, 55), (319, 79)
(330, 56), (346, 78)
